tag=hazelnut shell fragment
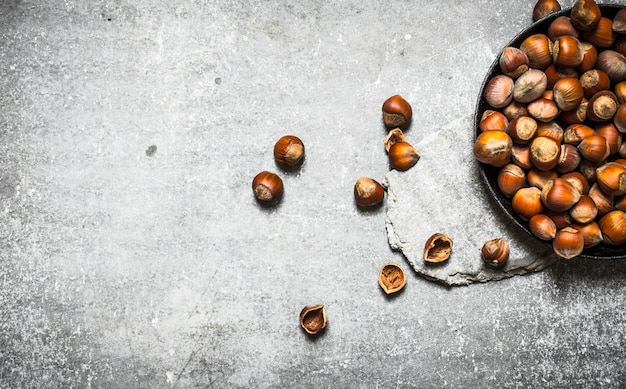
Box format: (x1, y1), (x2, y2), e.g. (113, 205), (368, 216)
(299, 304), (327, 335)
(378, 263), (407, 295)
(424, 233), (453, 264)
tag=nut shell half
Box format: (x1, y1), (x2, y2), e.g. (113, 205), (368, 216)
(378, 263), (407, 295)
(424, 233), (453, 263)
(299, 304), (327, 335)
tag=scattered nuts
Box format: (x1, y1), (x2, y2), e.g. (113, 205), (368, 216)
(252, 171), (284, 204)
(481, 238), (510, 268)
(273, 135), (305, 167)
(378, 263), (407, 294)
(299, 304), (327, 335)
(354, 177), (385, 207)
(388, 141), (420, 171)
(424, 233), (453, 264)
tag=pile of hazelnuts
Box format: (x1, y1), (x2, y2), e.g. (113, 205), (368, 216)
(474, 0), (626, 259)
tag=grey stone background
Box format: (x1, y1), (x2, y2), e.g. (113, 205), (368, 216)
(1, 0), (626, 387)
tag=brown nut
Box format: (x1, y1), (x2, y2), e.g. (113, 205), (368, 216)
(484, 75), (515, 109)
(564, 123), (595, 145)
(473, 130), (513, 167)
(570, 0), (601, 32)
(614, 103), (626, 133)
(553, 226), (585, 259)
(354, 177), (385, 207)
(595, 161), (626, 196)
(424, 233), (453, 264)
(382, 95), (412, 128)
(541, 177), (582, 212)
(572, 222), (603, 248)
(299, 304), (327, 335)
(527, 168), (558, 189)
(579, 69), (611, 99)
(512, 186), (545, 221)
(595, 50), (626, 83)
(576, 41), (598, 73)
(583, 17), (616, 49)
(480, 110), (510, 132)
(613, 8), (626, 34)
(536, 121), (565, 143)
(577, 134), (610, 163)
(520, 33), (553, 70)
(513, 69), (548, 104)
(553, 77), (584, 112)
(598, 210), (626, 245)
(529, 136), (561, 171)
(548, 16), (579, 40)
(586, 90), (618, 122)
(555, 144), (582, 174)
(533, 0), (561, 21)
(499, 47), (529, 78)
(527, 97), (560, 123)
(252, 171), (284, 203)
(561, 171), (590, 195)
(481, 238), (510, 269)
(569, 195), (598, 224)
(552, 36), (584, 69)
(511, 144), (534, 170)
(497, 164), (526, 198)
(378, 263), (407, 295)
(506, 116), (537, 144)
(388, 141), (420, 171)
(529, 213), (558, 240)
(595, 123), (622, 156)
(384, 128), (408, 152)
(274, 135), (305, 167)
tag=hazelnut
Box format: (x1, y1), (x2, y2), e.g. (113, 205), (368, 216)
(483, 75), (514, 109)
(473, 130), (513, 167)
(576, 42), (598, 73)
(614, 103), (626, 133)
(595, 161), (626, 196)
(589, 183), (614, 216)
(577, 134), (610, 163)
(299, 304), (327, 335)
(579, 69), (610, 99)
(552, 77), (584, 112)
(506, 116), (537, 144)
(613, 9), (626, 34)
(512, 187), (545, 221)
(595, 50), (626, 83)
(354, 177), (385, 207)
(563, 123), (595, 145)
(511, 144), (534, 170)
(503, 100), (529, 120)
(569, 195), (598, 224)
(520, 33), (553, 70)
(499, 47), (529, 78)
(529, 136), (561, 171)
(382, 95), (412, 128)
(595, 123), (622, 156)
(527, 97), (560, 123)
(533, 0), (561, 22)
(615, 81), (626, 104)
(274, 135), (305, 167)
(552, 36), (584, 69)
(541, 177), (582, 212)
(497, 164), (526, 198)
(423, 233), (453, 264)
(555, 144), (582, 174)
(548, 16), (579, 40)
(570, 0), (601, 32)
(252, 171), (284, 204)
(536, 121), (564, 143)
(378, 263), (406, 295)
(598, 210), (626, 245)
(561, 171), (590, 195)
(572, 222), (603, 248)
(388, 141), (420, 171)
(583, 17), (616, 49)
(529, 213), (557, 240)
(481, 238), (510, 269)
(553, 226), (585, 259)
(480, 110), (510, 132)
(586, 90), (618, 122)
(527, 168), (558, 189)
(560, 98), (588, 125)
(513, 69), (548, 104)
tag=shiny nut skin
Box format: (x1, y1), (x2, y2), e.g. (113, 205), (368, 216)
(533, 0), (561, 22)
(484, 75), (514, 109)
(541, 177), (582, 212)
(481, 238), (510, 269)
(512, 187), (545, 221)
(552, 77), (584, 112)
(423, 233), (453, 264)
(499, 47), (529, 78)
(529, 213), (557, 240)
(354, 177), (385, 207)
(577, 134), (610, 163)
(572, 221), (604, 248)
(378, 263), (406, 295)
(520, 33), (553, 70)
(598, 210), (626, 245)
(596, 161), (626, 196)
(529, 136), (561, 172)
(569, 195), (598, 223)
(570, 0), (602, 32)
(273, 135), (305, 167)
(252, 171), (284, 203)
(584, 17), (617, 49)
(382, 95), (412, 128)
(473, 130), (513, 167)
(388, 141), (420, 171)
(498, 164), (526, 198)
(299, 304), (327, 335)
(552, 36), (584, 68)
(553, 226), (585, 259)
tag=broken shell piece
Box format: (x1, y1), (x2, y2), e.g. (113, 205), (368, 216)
(299, 304), (327, 335)
(378, 263), (407, 294)
(384, 128), (408, 152)
(423, 233), (453, 263)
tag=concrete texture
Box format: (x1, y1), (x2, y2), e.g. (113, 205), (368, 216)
(1, 0), (626, 387)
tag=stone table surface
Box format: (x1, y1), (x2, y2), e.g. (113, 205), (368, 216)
(2, 0), (626, 388)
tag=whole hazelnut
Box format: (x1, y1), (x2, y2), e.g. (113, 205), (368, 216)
(274, 135), (305, 167)
(354, 177), (385, 207)
(481, 238), (510, 269)
(252, 171), (284, 204)
(388, 142), (420, 171)
(533, 0), (561, 22)
(473, 130), (513, 167)
(553, 227), (585, 259)
(382, 95), (412, 128)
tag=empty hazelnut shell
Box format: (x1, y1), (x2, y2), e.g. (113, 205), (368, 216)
(424, 233), (453, 263)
